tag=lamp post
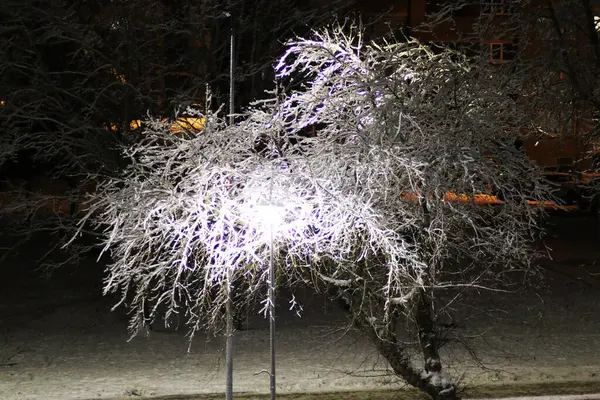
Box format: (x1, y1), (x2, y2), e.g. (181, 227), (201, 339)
(268, 218), (276, 400)
(225, 274), (234, 400)
(255, 203), (285, 400)
(225, 8), (235, 400)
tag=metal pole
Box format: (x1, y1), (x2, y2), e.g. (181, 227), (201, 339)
(269, 225), (276, 400)
(225, 14), (235, 400)
(225, 291), (234, 400)
(229, 20), (235, 127)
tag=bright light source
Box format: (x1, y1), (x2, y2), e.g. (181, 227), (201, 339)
(255, 203), (286, 229)
(241, 202), (287, 243)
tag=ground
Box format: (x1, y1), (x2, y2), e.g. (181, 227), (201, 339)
(0, 216), (599, 400)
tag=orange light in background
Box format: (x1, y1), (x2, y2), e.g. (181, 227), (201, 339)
(106, 117), (206, 134)
(400, 191), (571, 210)
(130, 120), (141, 130)
(444, 192), (470, 203)
(527, 200), (577, 211)
(169, 117), (206, 133)
(473, 193), (503, 205)
(0, 100), (5, 105)
(401, 191), (502, 205)
(105, 119), (141, 132)
(444, 192), (504, 205)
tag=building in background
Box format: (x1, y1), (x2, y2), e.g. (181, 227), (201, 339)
(347, 0), (600, 176)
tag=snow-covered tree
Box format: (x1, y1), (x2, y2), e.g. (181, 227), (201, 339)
(83, 25), (553, 399)
(0, 0), (352, 257)
(421, 0), (599, 142)
(417, 0), (600, 207)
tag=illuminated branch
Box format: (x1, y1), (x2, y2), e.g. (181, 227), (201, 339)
(85, 24), (552, 400)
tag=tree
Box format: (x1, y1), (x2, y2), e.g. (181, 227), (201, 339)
(82, 25), (553, 399)
(0, 0), (133, 259)
(0, 0), (353, 258)
(524, 0), (600, 132)
(419, 0), (600, 146)
(480, 0), (600, 140)
(415, 0), (600, 209)
(470, 0), (600, 205)
(90, 0), (354, 113)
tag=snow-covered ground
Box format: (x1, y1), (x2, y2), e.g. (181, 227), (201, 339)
(0, 216), (599, 400)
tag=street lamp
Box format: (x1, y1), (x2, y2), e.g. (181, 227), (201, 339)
(242, 176), (309, 399)
(254, 202), (286, 400)
(225, 7), (235, 400)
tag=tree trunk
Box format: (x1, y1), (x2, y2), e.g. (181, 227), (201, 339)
(330, 277), (458, 399)
(361, 320), (458, 400)
(415, 289), (442, 374)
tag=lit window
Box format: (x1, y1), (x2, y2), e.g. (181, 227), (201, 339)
(489, 42), (517, 63)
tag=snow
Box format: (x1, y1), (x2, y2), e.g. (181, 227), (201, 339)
(1, 216), (600, 400)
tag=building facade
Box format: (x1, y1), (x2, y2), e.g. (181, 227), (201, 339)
(351, 0), (600, 171)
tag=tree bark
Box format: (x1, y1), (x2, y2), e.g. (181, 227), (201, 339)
(331, 284), (458, 399)
(415, 289), (442, 374)
(361, 320), (458, 400)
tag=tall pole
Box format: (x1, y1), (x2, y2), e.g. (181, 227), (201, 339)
(229, 18), (235, 127)
(225, 289), (233, 400)
(269, 224), (276, 400)
(268, 87), (279, 400)
(225, 11), (235, 400)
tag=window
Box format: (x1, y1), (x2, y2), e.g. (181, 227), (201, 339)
(481, 0), (512, 15)
(489, 42), (517, 63)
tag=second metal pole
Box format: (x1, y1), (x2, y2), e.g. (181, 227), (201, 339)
(269, 225), (276, 400)
(225, 291), (234, 400)
(225, 15), (235, 400)
(229, 17), (234, 127)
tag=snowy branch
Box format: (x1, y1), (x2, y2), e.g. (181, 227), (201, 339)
(83, 25), (553, 398)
